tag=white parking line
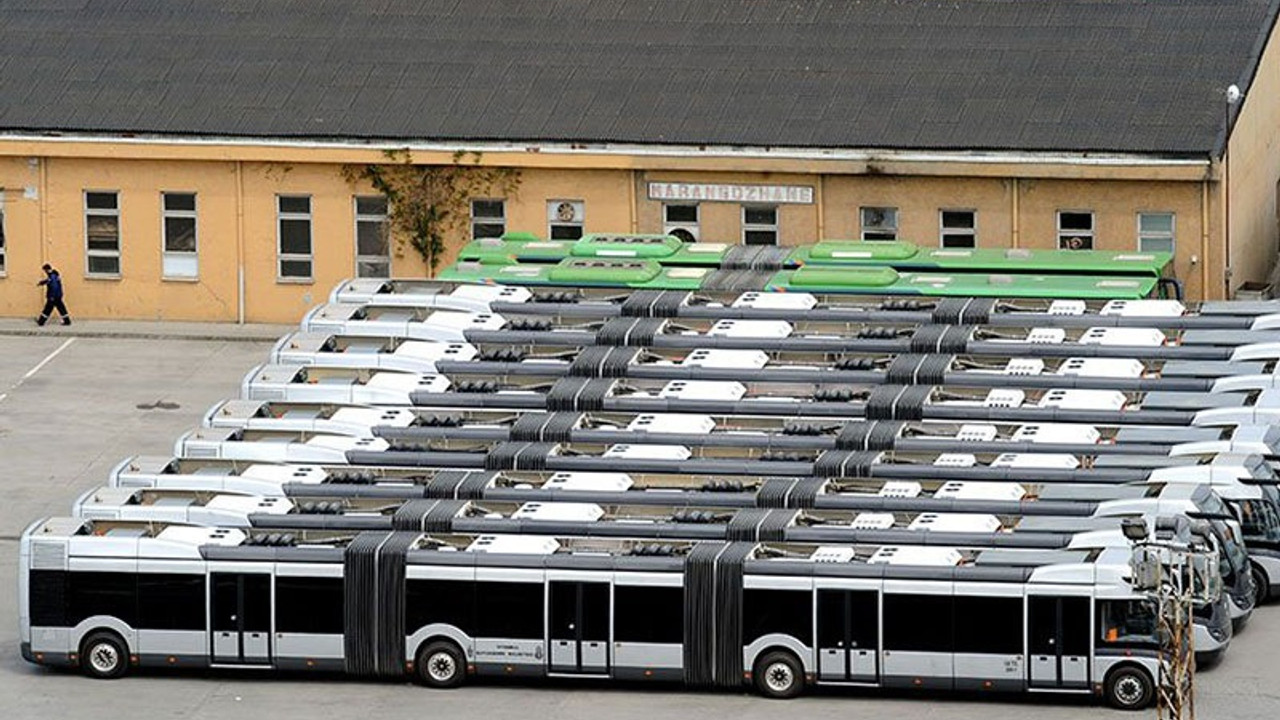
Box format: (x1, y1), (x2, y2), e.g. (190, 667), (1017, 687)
(0, 337), (75, 403)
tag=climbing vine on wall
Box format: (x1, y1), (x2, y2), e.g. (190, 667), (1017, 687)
(344, 149), (521, 274)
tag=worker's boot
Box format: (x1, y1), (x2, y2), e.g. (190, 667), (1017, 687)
(35, 314), (48, 326)
(60, 316), (71, 326)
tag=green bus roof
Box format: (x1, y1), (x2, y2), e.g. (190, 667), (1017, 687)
(790, 242), (1171, 276)
(437, 258), (1159, 298)
(455, 235), (1171, 277)
(768, 267), (1159, 298)
(437, 258), (709, 289)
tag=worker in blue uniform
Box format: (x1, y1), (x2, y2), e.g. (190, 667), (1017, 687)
(36, 263), (71, 326)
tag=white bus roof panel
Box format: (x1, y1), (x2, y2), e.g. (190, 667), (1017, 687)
(466, 535), (560, 555)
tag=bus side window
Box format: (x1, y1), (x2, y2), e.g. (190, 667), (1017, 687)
(1098, 599), (1157, 647)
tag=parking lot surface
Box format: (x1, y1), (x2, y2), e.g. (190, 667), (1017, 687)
(0, 332), (1277, 719)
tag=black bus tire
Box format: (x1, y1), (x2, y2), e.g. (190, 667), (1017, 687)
(1104, 665), (1154, 710)
(753, 650), (805, 699)
(80, 631), (129, 680)
(1253, 566), (1271, 604)
(416, 640), (466, 689)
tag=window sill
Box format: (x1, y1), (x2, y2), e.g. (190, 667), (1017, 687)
(276, 277), (315, 285)
(162, 275), (201, 283)
(84, 274), (122, 281)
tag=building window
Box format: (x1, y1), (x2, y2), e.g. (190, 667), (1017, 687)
(1137, 212), (1175, 254)
(742, 205), (778, 245)
(161, 192), (197, 279)
(548, 200), (585, 240)
(860, 206), (898, 241)
(277, 195), (313, 281)
(471, 199), (506, 239)
(0, 190), (6, 276)
(1057, 211), (1094, 250)
(354, 196), (390, 278)
(663, 203), (700, 242)
(85, 191), (121, 276)
(939, 209), (976, 248)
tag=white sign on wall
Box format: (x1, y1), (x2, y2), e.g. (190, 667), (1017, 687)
(647, 182), (814, 204)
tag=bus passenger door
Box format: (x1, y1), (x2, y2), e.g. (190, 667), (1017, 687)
(548, 581), (610, 675)
(210, 573), (272, 665)
(1028, 596), (1090, 689)
(817, 589), (880, 684)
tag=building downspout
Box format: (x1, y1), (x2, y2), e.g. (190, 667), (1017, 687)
(628, 170), (639, 233)
(1010, 178), (1020, 249)
(235, 160), (246, 324)
(1224, 146), (1232, 298)
(37, 157), (48, 266)
(1201, 178), (1211, 300)
(815, 175), (825, 241)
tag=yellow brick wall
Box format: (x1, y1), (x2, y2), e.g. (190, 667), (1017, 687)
(0, 142), (1241, 322)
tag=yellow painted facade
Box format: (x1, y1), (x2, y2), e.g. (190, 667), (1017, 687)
(0, 133), (1271, 322)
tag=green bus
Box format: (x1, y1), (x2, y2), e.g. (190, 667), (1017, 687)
(456, 233), (1173, 281)
(436, 257), (1161, 299)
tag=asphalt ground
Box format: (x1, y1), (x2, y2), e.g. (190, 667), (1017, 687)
(0, 329), (1277, 719)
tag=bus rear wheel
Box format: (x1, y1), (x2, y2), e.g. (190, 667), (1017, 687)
(753, 650), (804, 699)
(416, 640), (466, 689)
(80, 631), (128, 680)
(1104, 665), (1154, 710)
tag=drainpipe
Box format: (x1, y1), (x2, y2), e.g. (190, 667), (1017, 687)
(235, 160), (246, 324)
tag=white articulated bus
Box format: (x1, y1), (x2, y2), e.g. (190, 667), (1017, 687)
(327, 277), (1280, 331)
(21, 518), (1216, 710)
(65, 484), (1239, 657)
(108, 451), (1280, 605)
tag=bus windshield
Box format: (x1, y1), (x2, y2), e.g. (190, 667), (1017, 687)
(1218, 522), (1250, 577)
(1234, 496), (1280, 543)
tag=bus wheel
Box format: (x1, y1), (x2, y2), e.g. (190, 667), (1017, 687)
(416, 640), (465, 689)
(80, 631), (128, 680)
(753, 650), (804, 699)
(1104, 665), (1154, 710)
(1253, 567), (1271, 604)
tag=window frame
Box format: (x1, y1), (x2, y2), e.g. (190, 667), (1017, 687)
(1057, 210), (1095, 250)
(137, 573), (206, 631)
(952, 595), (1023, 654)
(275, 575), (345, 634)
(160, 191), (198, 280)
(547, 199), (585, 241)
(276, 194), (314, 283)
(353, 195), (391, 279)
(613, 584), (683, 644)
(67, 570), (138, 627)
(472, 580), (544, 639)
(860, 206), (899, 242)
(1097, 599), (1159, 649)
(741, 204), (779, 245)
(743, 588), (812, 645)
(939, 209), (977, 248)
(471, 198), (507, 240)
(663, 203), (700, 242)
(883, 593), (953, 652)
(84, 190), (122, 278)
(406, 578), (477, 636)
(1137, 211), (1176, 254)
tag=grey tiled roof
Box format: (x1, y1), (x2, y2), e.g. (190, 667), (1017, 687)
(0, 0), (1275, 155)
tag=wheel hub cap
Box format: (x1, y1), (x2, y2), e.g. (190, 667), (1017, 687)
(428, 653), (456, 681)
(1117, 676), (1143, 704)
(766, 663), (793, 692)
(90, 644), (118, 673)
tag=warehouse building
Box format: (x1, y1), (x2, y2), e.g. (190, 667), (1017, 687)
(1, 1), (1279, 322)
